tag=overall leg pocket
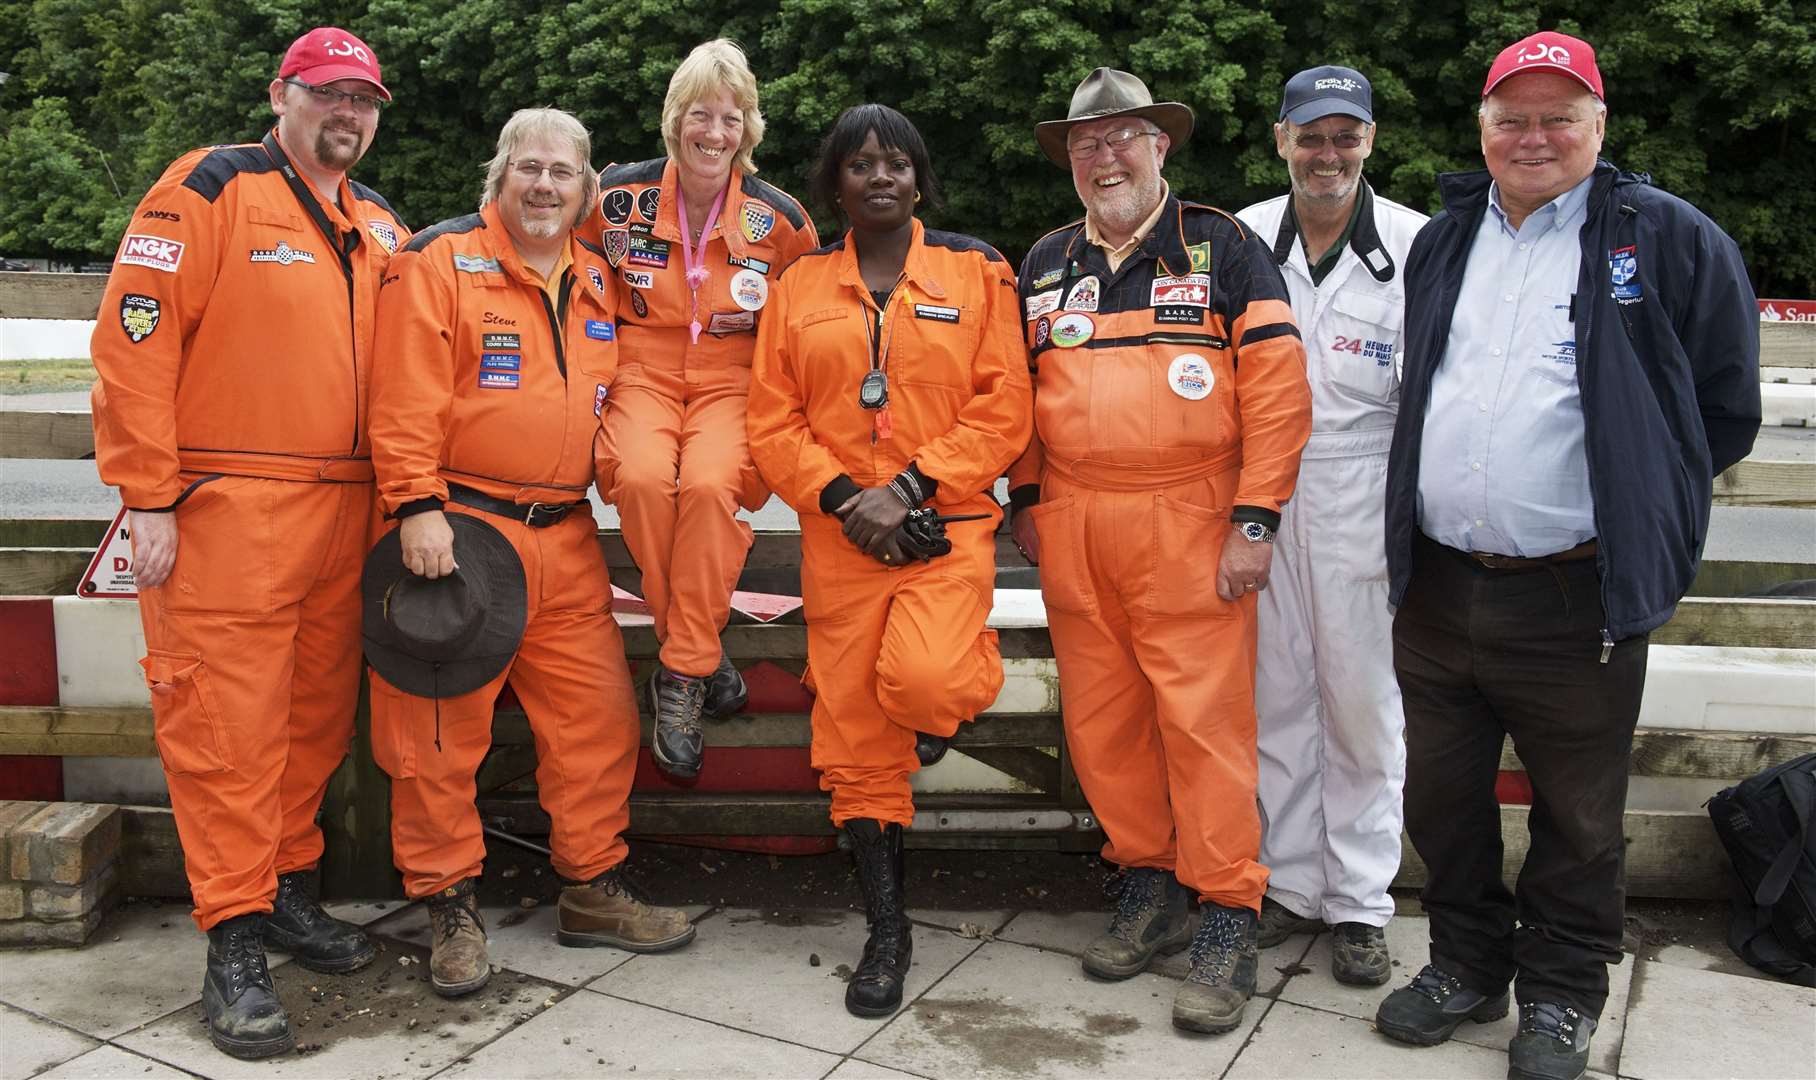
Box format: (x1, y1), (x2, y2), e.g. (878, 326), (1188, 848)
(366, 673), (421, 780)
(1026, 496), (1097, 616)
(142, 649), (233, 775)
(1146, 494), (1238, 618)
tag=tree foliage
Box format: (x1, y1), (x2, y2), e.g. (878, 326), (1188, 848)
(3, 0), (1812, 292)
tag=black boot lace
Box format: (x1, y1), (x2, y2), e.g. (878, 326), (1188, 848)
(1185, 907), (1241, 985)
(1407, 963), (1467, 1005)
(1519, 1002), (1584, 1045)
(219, 917), (274, 1000)
(658, 673), (707, 737)
(428, 885), (485, 945)
(1104, 869), (1160, 943)
(274, 873), (330, 932)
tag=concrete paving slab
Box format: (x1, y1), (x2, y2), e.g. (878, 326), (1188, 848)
(908, 908), (1013, 936)
(366, 899), (710, 988)
(32, 1045), (193, 1079)
(590, 907), (980, 1055)
(114, 947), (569, 1080)
(1620, 958), (1816, 1080)
(1227, 1000), (1511, 1079)
(993, 909), (1314, 990)
(825, 1059), (929, 1079)
(856, 939), (1262, 1079)
(1286, 915), (1635, 1076)
(0, 1001), (98, 1079)
(441, 989), (840, 1079)
(0, 905), (205, 1038)
(323, 899), (410, 928)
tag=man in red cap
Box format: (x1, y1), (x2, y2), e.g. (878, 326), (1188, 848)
(1375, 31), (1759, 1080)
(89, 26), (406, 1060)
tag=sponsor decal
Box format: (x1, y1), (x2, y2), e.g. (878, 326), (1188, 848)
(454, 253), (502, 274)
(1327, 335), (1397, 365)
(706, 311), (756, 336)
(631, 291), (648, 318)
(584, 319), (615, 341)
(381, 273), (400, 288)
(603, 229), (629, 267)
(368, 220), (398, 254)
(729, 254), (771, 274)
(601, 188), (634, 226)
(627, 222), (653, 235)
(1759, 299), (1816, 322)
(637, 187), (661, 223)
(482, 333), (520, 350)
(120, 294), (160, 342)
(802, 307), (847, 328)
(1153, 306), (1204, 325)
(1033, 316), (1051, 348)
(118, 234), (185, 273)
(730, 268), (769, 312)
(587, 265), (605, 293)
(1064, 275), (1100, 313)
(1050, 312), (1094, 348)
(1188, 242), (1212, 274)
(249, 240), (317, 266)
(914, 303), (960, 323)
(1540, 339), (1578, 367)
(477, 370), (520, 389)
(621, 269), (654, 289)
(1517, 40), (1572, 68)
(1150, 273), (1210, 308)
(140, 209), (182, 223)
(1609, 245), (1642, 304)
(483, 311), (517, 326)
(1167, 353), (1214, 400)
(1315, 76), (1363, 93)
(479, 353), (521, 371)
(1030, 267), (1064, 290)
(594, 383), (609, 417)
(628, 234), (669, 268)
(740, 202), (775, 244)
(1025, 289), (1062, 321)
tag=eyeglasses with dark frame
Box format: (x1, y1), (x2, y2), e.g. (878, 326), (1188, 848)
(508, 159), (584, 185)
(1066, 128), (1158, 160)
(284, 78), (387, 114)
(1291, 131), (1367, 151)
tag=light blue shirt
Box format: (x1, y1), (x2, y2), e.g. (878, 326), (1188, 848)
(1417, 175), (1596, 557)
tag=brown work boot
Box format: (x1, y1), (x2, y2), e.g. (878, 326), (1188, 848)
(1082, 867), (1190, 980)
(425, 878), (490, 997)
(557, 865), (696, 952)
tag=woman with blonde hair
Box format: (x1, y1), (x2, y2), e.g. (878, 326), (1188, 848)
(587, 40), (818, 779)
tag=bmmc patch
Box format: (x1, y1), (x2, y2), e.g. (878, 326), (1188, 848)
(120, 294), (160, 342)
(1609, 245), (1642, 304)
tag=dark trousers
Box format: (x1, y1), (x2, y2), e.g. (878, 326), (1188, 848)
(1393, 532), (1648, 1019)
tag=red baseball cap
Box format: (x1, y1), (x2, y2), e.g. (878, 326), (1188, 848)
(279, 27), (390, 100)
(1482, 31), (1603, 100)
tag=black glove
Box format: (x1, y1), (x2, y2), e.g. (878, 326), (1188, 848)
(892, 509), (989, 562)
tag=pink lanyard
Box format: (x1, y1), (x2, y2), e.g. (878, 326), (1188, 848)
(674, 182), (726, 344)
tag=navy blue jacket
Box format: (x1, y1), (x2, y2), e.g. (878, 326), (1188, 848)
(1386, 161), (1760, 640)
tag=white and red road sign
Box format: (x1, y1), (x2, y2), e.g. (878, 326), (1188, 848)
(1759, 299), (1816, 322)
(78, 505), (137, 598)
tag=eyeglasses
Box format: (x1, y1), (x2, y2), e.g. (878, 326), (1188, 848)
(510, 159), (583, 185)
(1066, 128), (1158, 160)
(1292, 131), (1367, 151)
(284, 78), (386, 114)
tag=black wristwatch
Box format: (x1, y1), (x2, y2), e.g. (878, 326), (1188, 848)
(1237, 521), (1275, 544)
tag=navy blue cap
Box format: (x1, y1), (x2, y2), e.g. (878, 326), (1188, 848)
(1279, 66), (1373, 125)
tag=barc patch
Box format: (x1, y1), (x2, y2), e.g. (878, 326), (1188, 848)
(628, 235), (669, 268)
(120, 294), (160, 342)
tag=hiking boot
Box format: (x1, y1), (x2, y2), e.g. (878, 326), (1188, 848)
(649, 666), (707, 779)
(914, 732), (949, 767)
(1375, 963), (1509, 1046)
(1508, 1002), (1596, 1080)
(425, 878), (490, 998)
(1331, 921), (1392, 986)
(703, 651), (748, 717)
(557, 865), (695, 952)
(1256, 895), (1325, 948)
(261, 870), (376, 974)
(202, 914), (294, 1059)
(1081, 867), (1190, 980)
(1173, 902), (1259, 1034)
(844, 819), (913, 1018)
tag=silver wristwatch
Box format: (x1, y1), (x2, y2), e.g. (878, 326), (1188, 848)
(1237, 521), (1275, 544)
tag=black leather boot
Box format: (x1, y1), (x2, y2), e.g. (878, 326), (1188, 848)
(202, 913), (294, 1059)
(843, 819), (913, 1018)
(913, 733), (948, 767)
(703, 651), (749, 717)
(261, 870), (377, 973)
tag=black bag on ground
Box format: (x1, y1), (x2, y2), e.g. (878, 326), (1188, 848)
(1706, 752), (1816, 986)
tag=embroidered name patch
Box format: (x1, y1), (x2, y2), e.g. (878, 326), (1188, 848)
(914, 304), (960, 323)
(585, 320), (615, 341)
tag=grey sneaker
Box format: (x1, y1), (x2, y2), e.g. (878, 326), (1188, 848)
(1331, 921), (1391, 985)
(702, 652), (748, 717)
(1081, 867), (1191, 980)
(1508, 1002), (1596, 1080)
(1375, 963), (1509, 1046)
(1172, 903), (1259, 1034)
(649, 666), (707, 779)
(1256, 895), (1325, 948)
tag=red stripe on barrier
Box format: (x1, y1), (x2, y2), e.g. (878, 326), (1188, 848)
(1495, 769), (1533, 805)
(0, 597), (63, 799)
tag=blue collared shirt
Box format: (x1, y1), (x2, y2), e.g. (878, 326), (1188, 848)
(1417, 175), (1596, 557)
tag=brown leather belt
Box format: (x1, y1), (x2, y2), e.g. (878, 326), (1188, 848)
(1467, 539), (1598, 570)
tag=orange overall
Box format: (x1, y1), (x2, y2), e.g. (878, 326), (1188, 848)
(582, 159), (819, 676)
(368, 205), (638, 897)
(90, 132), (406, 930)
(749, 221), (1033, 826)
(1008, 199), (1311, 910)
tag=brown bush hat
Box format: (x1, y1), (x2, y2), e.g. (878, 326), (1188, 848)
(1035, 67), (1194, 167)
(361, 514), (526, 698)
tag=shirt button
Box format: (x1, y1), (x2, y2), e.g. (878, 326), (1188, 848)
(1491, 347), (1503, 357)
(1471, 462), (1481, 471)
(1504, 294), (1514, 302)
(1519, 243), (1529, 251)
(1479, 402), (1489, 412)
(1475, 518), (1485, 527)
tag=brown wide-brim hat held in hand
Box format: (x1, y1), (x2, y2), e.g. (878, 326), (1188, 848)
(1035, 67), (1195, 167)
(361, 513), (527, 699)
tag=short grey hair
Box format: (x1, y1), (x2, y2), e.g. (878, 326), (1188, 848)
(479, 108), (599, 216)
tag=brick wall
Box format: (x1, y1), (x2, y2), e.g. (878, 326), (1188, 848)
(0, 800), (121, 946)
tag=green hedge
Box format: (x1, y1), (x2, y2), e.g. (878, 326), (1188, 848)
(3, 0), (1812, 292)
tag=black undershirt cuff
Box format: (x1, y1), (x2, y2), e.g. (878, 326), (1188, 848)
(394, 497), (445, 519)
(819, 475), (863, 515)
(901, 461), (939, 504)
(1230, 504), (1281, 532)
(1008, 484), (1040, 514)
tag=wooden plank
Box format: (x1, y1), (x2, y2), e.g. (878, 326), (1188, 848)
(1654, 596), (1816, 649)
(479, 790), (1068, 838)
(954, 746), (1061, 793)
(1687, 558), (1816, 599)
(0, 706), (154, 756)
(1394, 806), (1730, 900)
(1498, 728), (1816, 779)
(0, 548), (88, 595)
(0, 519), (109, 548)
(0, 410), (94, 460)
(0, 271), (105, 320)
(1760, 320), (1816, 370)
(1714, 459), (1816, 507)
